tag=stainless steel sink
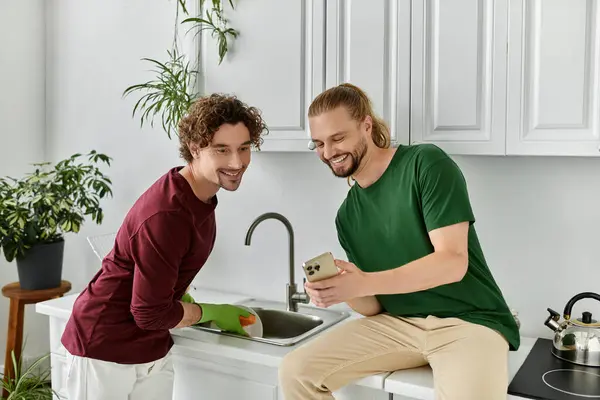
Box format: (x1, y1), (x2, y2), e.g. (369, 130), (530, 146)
(190, 299), (350, 346)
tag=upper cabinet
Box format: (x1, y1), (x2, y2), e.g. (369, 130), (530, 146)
(411, 0), (600, 156)
(506, 0), (600, 156)
(198, 0), (411, 151)
(197, 0), (600, 157)
(199, 0), (326, 152)
(324, 0), (411, 147)
(410, 0), (509, 155)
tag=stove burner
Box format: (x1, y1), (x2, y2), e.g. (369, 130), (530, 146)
(542, 369), (600, 398)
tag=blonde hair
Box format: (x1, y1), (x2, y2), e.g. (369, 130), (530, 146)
(308, 83), (391, 149)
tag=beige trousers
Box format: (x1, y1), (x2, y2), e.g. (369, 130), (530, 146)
(279, 313), (509, 400)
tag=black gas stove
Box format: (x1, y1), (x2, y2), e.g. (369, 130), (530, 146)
(508, 338), (600, 399)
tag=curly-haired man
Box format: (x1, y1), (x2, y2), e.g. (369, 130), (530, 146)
(61, 94), (268, 400)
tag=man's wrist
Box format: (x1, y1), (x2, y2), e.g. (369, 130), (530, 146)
(368, 266), (410, 296)
(363, 271), (381, 297)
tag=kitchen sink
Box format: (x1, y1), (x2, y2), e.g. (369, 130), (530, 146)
(252, 308), (323, 338)
(190, 299), (350, 346)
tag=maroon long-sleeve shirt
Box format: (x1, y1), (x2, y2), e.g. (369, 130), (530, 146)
(61, 167), (217, 364)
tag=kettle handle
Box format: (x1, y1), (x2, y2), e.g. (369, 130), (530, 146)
(563, 292), (600, 319)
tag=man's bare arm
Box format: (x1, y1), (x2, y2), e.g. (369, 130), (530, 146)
(346, 296), (382, 317)
(369, 222), (470, 295)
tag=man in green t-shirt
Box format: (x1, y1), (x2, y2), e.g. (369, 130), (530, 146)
(279, 83), (520, 400)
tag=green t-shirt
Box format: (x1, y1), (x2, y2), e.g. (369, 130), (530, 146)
(335, 144), (520, 351)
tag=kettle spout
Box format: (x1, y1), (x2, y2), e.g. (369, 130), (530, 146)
(544, 308), (562, 332)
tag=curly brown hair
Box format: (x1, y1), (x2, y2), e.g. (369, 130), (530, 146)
(178, 93), (268, 163)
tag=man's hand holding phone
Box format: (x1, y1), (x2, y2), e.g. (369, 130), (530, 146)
(303, 253), (372, 308)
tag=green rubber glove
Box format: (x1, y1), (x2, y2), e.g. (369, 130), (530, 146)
(180, 292), (195, 304)
(196, 303), (250, 336)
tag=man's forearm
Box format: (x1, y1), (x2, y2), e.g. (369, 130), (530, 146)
(174, 302), (202, 328)
(368, 251), (468, 296)
(346, 296), (382, 317)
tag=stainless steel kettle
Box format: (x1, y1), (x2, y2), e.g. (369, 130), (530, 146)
(544, 292), (600, 367)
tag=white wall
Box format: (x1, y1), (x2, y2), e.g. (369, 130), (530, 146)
(15, 0), (600, 363)
(450, 155), (600, 337)
(0, 0), (47, 365)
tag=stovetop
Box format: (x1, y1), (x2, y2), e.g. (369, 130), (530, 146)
(508, 338), (600, 399)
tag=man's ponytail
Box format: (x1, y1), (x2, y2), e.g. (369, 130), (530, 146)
(308, 83), (391, 149)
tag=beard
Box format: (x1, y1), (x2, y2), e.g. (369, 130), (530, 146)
(324, 137), (368, 178)
(216, 168), (245, 191)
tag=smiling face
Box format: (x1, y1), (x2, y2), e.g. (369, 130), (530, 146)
(178, 93), (267, 195)
(191, 122), (252, 191)
(309, 106), (372, 178)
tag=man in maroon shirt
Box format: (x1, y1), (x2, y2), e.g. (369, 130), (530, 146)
(61, 93), (268, 400)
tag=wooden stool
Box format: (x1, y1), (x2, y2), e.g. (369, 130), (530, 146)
(1, 280), (71, 394)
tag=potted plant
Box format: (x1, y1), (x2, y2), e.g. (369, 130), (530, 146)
(1, 350), (56, 400)
(0, 151), (112, 290)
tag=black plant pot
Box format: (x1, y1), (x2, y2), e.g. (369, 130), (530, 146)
(16, 239), (64, 290)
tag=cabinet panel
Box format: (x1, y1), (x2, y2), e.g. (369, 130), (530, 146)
(326, 0), (411, 146)
(49, 317), (67, 356)
(411, 0), (508, 154)
(506, 0), (600, 155)
(333, 384), (392, 399)
(50, 353), (69, 400)
(199, 0), (326, 151)
(172, 356), (277, 400)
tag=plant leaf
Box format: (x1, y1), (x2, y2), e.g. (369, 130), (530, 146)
(177, 0), (188, 14)
(124, 0), (239, 139)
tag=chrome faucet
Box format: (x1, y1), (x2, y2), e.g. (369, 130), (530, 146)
(244, 212), (310, 312)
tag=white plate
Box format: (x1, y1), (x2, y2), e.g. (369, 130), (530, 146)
(238, 305), (263, 338)
(208, 305), (263, 338)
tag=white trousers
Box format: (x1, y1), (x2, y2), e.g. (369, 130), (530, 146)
(65, 351), (174, 400)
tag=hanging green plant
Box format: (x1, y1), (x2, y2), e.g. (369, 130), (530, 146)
(124, 0), (239, 139)
(123, 47), (199, 140)
(182, 0), (239, 65)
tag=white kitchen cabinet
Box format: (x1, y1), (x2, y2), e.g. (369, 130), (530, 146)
(412, 0), (600, 157)
(198, 0), (326, 152)
(172, 354), (279, 400)
(410, 0), (509, 155)
(334, 385), (393, 400)
(506, 0), (600, 156)
(198, 0), (411, 151)
(45, 316), (69, 400)
(50, 353), (69, 400)
(325, 0), (411, 147)
(197, 0), (600, 157)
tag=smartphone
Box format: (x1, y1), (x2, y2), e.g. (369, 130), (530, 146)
(302, 252), (339, 282)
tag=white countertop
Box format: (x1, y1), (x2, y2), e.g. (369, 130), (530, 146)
(36, 286), (536, 398)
